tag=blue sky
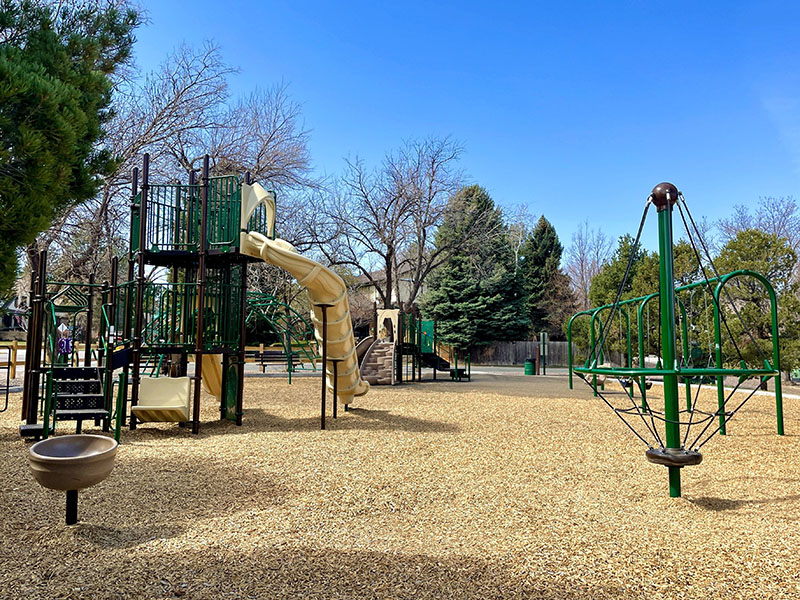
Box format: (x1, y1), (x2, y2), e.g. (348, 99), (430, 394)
(132, 1), (800, 251)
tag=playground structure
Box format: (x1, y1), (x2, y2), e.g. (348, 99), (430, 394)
(357, 305), (469, 385)
(20, 153), (368, 439)
(569, 182), (784, 497)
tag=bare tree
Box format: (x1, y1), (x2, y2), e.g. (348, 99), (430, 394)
(564, 221), (612, 311)
(718, 196), (800, 251)
(165, 83), (315, 190)
(506, 203), (536, 271)
(28, 41), (316, 295)
(28, 42), (233, 282)
(308, 137), (483, 309)
(717, 196), (800, 281)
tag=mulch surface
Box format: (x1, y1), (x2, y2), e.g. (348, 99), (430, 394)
(1, 373), (799, 599)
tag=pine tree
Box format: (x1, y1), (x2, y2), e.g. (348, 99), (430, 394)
(0, 0), (140, 292)
(421, 185), (528, 349)
(520, 216), (574, 339)
(588, 234), (646, 307)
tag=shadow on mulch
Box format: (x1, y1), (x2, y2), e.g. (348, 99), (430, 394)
(0, 428), (23, 444)
(117, 406), (460, 439)
(247, 407), (461, 434)
(10, 455), (290, 550)
(70, 522), (185, 549)
(688, 476), (800, 513)
(68, 545), (624, 600)
(688, 493), (800, 512)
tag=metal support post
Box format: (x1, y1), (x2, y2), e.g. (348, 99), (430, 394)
(191, 155), (210, 435)
(317, 303), (332, 430)
(330, 359), (342, 419)
(130, 155), (149, 430)
(653, 183), (683, 498)
(84, 274), (95, 366)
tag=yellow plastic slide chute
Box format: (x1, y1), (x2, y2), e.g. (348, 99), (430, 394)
(201, 353), (223, 398)
(240, 231), (369, 405)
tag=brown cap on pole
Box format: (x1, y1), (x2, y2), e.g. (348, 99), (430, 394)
(650, 182), (679, 211)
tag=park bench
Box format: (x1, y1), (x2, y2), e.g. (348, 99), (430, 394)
(253, 349), (302, 373)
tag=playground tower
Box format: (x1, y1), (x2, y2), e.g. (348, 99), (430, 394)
(21, 153), (368, 438)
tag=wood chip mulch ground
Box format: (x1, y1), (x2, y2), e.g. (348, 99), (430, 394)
(1, 373), (799, 599)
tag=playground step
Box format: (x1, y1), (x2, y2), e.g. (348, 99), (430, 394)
(19, 423), (44, 439)
(52, 367), (102, 379)
(360, 341), (394, 385)
(53, 367), (105, 416)
(55, 393), (104, 400)
(54, 408), (109, 420)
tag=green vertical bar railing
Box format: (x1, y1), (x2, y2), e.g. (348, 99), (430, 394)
(636, 293), (658, 409)
(676, 297), (692, 412)
(713, 270), (784, 435)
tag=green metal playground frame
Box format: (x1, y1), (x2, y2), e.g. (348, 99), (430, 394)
(566, 184), (784, 498)
(567, 268), (784, 437)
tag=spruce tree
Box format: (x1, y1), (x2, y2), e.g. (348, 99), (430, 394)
(588, 234), (646, 307)
(422, 185), (528, 349)
(520, 216), (574, 339)
(0, 0), (140, 292)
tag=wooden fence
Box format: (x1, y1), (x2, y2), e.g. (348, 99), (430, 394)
(0, 340), (23, 379)
(469, 340), (623, 368)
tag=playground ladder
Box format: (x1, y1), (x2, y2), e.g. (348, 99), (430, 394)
(49, 367), (109, 433)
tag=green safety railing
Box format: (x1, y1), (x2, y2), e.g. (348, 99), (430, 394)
(247, 200), (272, 239)
(138, 183), (202, 252)
(140, 281), (198, 348)
(207, 176), (241, 250)
(246, 292), (318, 369)
(133, 175), (275, 255)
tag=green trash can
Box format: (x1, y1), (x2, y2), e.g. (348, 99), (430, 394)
(524, 357), (536, 376)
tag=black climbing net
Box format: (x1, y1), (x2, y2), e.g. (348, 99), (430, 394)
(576, 190), (775, 458)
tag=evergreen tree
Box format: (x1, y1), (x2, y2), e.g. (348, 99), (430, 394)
(0, 0), (140, 292)
(588, 234), (647, 307)
(715, 229), (800, 372)
(629, 241), (701, 300)
(421, 185), (528, 349)
(520, 216), (575, 339)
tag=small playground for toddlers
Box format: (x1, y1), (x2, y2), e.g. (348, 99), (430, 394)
(2, 177), (800, 599)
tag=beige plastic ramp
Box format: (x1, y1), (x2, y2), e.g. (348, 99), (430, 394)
(131, 376), (191, 422)
(241, 231), (369, 405)
(201, 353), (223, 399)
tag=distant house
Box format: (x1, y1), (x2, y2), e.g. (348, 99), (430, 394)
(353, 264), (425, 308)
(1, 296), (27, 333)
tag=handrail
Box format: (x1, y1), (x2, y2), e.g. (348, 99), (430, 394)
(100, 305), (111, 354)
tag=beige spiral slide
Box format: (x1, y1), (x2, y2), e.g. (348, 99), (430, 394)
(239, 182), (369, 405)
(241, 231), (369, 405)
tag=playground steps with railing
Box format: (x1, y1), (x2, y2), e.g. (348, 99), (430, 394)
(360, 341), (394, 385)
(51, 367), (107, 422)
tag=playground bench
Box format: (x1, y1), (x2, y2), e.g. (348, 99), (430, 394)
(450, 367), (470, 382)
(253, 350), (301, 373)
